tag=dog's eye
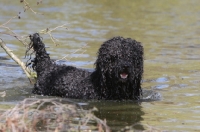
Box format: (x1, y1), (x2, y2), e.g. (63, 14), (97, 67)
(110, 56), (117, 63)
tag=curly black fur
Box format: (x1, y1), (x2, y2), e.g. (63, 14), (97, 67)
(29, 33), (143, 100)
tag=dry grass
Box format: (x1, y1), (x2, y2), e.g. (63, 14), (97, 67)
(0, 98), (110, 132)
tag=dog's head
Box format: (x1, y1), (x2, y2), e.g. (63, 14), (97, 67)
(94, 36), (143, 99)
(95, 36), (143, 83)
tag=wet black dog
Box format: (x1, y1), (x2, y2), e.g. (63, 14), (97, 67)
(29, 33), (143, 100)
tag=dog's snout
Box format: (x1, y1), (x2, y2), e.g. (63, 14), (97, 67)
(122, 63), (131, 69)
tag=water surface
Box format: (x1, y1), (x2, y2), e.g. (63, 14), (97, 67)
(0, 0), (200, 131)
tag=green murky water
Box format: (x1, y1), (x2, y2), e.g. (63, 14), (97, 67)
(0, 0), (200, 131)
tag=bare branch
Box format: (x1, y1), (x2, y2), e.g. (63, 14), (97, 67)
(0, 1), (69, 83)
(0, 15), (28, 46)
(0, 1), (44, 47)
(0, 30), (29, 46)
(39, 24), (68, 45)
(0, 38), (35, 83)
(21, 0), (43, 15)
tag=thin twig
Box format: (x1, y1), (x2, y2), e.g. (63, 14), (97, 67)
(0, 16), (18, 27)
(0, 15), (29, 46)
(0, 32), (28, 47)
(0, 31), (29, 46)
(39, 24), (68, 45)
(21, 0), (43, 15)
(55, 45), (87, 62)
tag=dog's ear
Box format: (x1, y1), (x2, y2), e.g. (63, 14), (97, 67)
(95, 44), (110, 70)
(136, 43), (144, 77)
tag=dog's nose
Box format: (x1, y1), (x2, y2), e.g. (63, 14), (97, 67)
(122, 63), (131, 71)
(123, 65), (128, 70)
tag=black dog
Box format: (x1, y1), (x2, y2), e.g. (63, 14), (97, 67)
(29, 33), (143, 100)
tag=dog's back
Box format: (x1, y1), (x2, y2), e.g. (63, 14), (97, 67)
(33, 63), (97, 98)
(29, 33), (97, 98)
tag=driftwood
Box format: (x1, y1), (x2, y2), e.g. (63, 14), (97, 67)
(0, 38), (35, 83)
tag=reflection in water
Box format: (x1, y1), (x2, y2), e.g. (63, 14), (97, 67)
(85, 101), (144, 131)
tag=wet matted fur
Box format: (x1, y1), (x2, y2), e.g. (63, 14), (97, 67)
(29, 33), (143, 100)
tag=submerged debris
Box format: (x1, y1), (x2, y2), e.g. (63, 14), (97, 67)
(0, 98), (110, 132)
